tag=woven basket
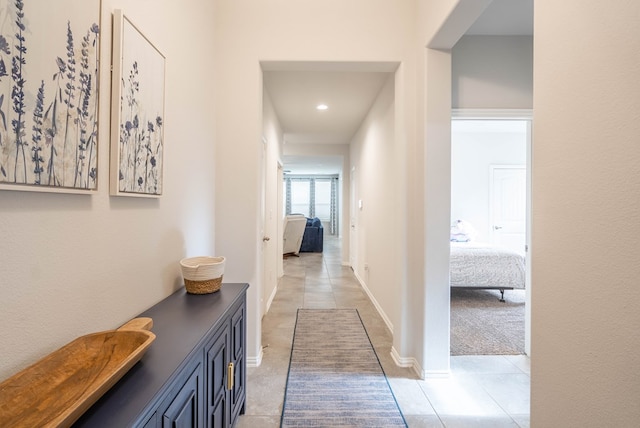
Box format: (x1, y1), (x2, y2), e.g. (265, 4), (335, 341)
(180, 256), (225, 294)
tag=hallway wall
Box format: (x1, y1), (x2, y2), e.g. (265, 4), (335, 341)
(531, 0), (640, 425)
(0, 0), (217, 380)
(349, 74), (401, 331)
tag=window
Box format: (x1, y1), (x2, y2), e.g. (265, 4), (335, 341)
(314, 180), (332, 221)
(290, 181), (310, 216)
(283, 175), (339, 235)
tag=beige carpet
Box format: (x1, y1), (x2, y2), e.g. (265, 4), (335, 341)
(450, 288), (525, 355)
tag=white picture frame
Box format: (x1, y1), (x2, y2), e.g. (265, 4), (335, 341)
(0, 0), (101, 194)
(110, 9), (165, 197)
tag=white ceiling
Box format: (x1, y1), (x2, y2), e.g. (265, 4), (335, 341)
(267, 0), (533, 175)
(281, 155), (345, 176)
(264, 70), (391, 146)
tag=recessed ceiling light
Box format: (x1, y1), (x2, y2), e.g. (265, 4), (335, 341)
(316, 104), (328, 111)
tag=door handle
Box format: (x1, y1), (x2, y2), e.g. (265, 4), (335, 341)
(227, 362), (234, 390)
(494, 226), (503, 230)
(263, 236), (271, 242)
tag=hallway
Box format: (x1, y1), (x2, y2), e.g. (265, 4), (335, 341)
(237, 235), (530, 427)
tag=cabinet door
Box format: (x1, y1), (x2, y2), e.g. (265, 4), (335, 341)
(206, 325), (230, 427)
(229, 302), (246, 424)
(140, 411), (157, 428)
(162, 361), (204, 428)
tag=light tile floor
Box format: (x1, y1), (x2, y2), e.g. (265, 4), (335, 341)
(236, 235), (530, 428)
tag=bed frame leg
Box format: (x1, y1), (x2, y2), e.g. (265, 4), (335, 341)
(499, 289), (505, 303)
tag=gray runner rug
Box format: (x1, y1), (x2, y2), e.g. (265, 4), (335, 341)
(451, 288), (525, 355)
(281, 309), (406, 427)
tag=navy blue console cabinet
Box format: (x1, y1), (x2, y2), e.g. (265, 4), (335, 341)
(74, 283), (249, 428)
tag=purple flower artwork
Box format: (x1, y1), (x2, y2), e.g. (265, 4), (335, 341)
(0, 0), (100, 193)
(110, 10), (165, 197)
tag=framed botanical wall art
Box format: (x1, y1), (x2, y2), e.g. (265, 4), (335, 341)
(110, 10), (165, 197)
(0, 0), (101, 193)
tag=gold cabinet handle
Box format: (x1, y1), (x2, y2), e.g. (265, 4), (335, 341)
(227, 362), (234, 390)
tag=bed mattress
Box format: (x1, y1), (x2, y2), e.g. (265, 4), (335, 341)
(450, 242), (525, 289)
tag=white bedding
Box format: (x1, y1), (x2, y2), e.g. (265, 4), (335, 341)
(450, 242), (525, 289)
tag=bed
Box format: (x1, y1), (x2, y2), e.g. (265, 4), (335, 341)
(450, 241), (525, 302)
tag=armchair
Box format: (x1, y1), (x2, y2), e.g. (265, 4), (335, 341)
(283, 214), (307, 255)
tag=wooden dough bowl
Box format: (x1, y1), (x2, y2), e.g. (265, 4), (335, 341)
(0, 317), (155, 427)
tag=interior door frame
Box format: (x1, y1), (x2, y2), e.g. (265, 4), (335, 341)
(451, 109), (533, 355)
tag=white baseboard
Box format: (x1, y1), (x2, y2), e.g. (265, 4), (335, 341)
(264, 283), (278, 313)
(352, 270), (395, 335)
(391, 346), (424, 379)
(247, 348), (264, 368)
(354, 272), (441, 380)
(255, 287), (278, 368)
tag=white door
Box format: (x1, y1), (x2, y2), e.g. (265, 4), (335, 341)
(260, 137), (268, 318)
(349, 166), (358, 269)
(261, 136), (279, 318)
(490, 166), (526, 253)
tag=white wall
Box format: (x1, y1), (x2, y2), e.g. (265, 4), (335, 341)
(452, 35), (533, 109)
(0, 0), (217, 380)
(213, 0), (418, 364)
(451, 121), (527, 242)
(531, 1), (640, 425)
(349, 74), (401, 332)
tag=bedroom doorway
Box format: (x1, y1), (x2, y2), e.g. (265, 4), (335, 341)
(450, 114), (532, 356)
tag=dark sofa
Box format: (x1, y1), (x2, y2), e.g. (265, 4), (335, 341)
(300, 217), (324, 252)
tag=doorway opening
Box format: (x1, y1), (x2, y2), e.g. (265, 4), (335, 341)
(450, 115), (532, 356)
